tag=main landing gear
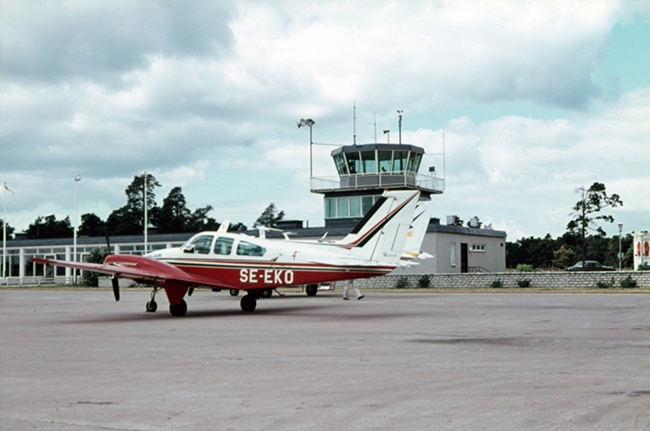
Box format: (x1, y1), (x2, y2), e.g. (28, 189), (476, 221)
(145, 287), (188, 317)
(240, 294), (257, 313)
(169, 300), (187, 317)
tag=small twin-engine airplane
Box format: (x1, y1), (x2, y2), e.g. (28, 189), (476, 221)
(32, 190), (423, 316)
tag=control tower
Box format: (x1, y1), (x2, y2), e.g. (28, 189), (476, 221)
(310, 143), (445, 228)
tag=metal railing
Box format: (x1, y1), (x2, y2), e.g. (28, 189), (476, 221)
(310, 172), (445, 194)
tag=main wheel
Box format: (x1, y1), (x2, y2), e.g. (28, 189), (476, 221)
(305, 284), (318, 297)
(146, 300), (157, 312)
(169, 300), (187, 317)
(229, 289), (239, 296)
(261, 289), (273, 298)
(240, 294), (257, 313)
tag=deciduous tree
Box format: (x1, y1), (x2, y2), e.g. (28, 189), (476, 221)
(566, 182), (623, 267)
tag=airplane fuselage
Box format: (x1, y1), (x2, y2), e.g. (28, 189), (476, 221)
(147, 231), (397, 291)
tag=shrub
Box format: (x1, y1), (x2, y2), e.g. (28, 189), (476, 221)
(516, 264), (533, 272)
(620, 275), (637, 289)
(638, 262), (650, 271)
(395, 276), (409, 289)
(490, 279), (503, 289)
(517, 279), (531, 288)
(596, 278), (614, 289)
(417, 275), (430, 288)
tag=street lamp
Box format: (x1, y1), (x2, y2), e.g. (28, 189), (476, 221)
(297, 119), (315, 179)
(73, 175), (81, 284)
(3, 182), (14, 280)
(618, 222), (624, 271)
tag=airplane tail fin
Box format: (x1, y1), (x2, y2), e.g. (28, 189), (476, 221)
(341, 190), (420, 264)
(401, 198), (435, 261)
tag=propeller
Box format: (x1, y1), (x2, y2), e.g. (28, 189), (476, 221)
(104, 226), (120, 302)
(111, 277), (120, 302)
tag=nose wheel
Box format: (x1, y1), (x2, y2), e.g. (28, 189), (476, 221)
(146, 287), (158, 312)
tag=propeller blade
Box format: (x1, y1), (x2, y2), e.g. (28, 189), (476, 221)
(104, 226), (112, 255)
(112, 277), (120, 301)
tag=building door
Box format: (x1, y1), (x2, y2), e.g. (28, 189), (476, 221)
(461, 243), (468, 273)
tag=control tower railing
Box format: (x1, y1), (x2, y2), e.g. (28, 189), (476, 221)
(310, 172), (445, 194)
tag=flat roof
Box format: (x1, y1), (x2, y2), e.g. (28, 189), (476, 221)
(331, 143), (425, 156)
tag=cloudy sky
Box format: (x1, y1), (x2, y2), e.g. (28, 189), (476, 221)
(1, 0), (649, 240)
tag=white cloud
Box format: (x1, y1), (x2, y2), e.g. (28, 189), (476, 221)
(1, 0), (647, 240)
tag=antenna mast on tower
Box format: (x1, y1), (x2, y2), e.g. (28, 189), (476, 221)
(353, 102), (357, 145)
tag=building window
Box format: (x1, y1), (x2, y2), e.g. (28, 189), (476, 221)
(336, 197), (349, 218)
(450, 242), (456, 266)
(472, 244), (486, 252)
(325, 195), (381, 219)
(349, 196), (362, 217)
(325, 198), (337, 218)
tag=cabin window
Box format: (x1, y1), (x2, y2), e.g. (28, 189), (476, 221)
(186, 234), (214, 254)
(236, 241), (266, 257)
(360, 150), (376, 174)
(214, 237), (234, 255)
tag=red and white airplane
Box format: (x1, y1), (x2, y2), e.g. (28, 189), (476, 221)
(32, 190), (421, 316)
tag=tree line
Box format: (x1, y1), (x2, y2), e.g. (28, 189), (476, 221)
(7, 173), (258, 240)
(5, 178), (636, 269)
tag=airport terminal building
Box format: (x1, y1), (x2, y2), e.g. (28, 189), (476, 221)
(1, 141), (506, 285)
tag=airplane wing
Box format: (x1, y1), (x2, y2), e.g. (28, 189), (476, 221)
(31, 254), (236, 289)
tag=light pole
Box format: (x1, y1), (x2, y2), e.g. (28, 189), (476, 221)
(2, 182), (14, 280)
(144, 172), (148, 255)
(618, 222), (624, 271)
(73, 175), (81, 284)
(297, 119), (315, 179)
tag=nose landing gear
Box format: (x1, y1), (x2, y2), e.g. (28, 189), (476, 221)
(146, 287), (158, 312)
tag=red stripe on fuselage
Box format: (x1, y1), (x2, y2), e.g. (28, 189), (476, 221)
(161, 258), (394, 290)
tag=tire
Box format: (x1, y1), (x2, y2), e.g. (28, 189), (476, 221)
(229, 289), (239, 296)
(306, 284), (318, 297)
(240, 295), (257, 313)
(146, 300), (157, 312)
(261, 289), (273, 298)
(169, 300), (187, 317)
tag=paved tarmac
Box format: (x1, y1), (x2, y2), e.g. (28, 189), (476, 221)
(1, 289), (649, 431)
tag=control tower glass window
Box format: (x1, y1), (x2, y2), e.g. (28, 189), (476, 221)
(393, 150), (409, 172)
(333, 153), (348, 175)
(360, 150), (376, 174)
(407, 152), (422, 172)
(378, 150), (392, 173)
(336, 196), (349, 217)
(346, 151), (361, 174)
